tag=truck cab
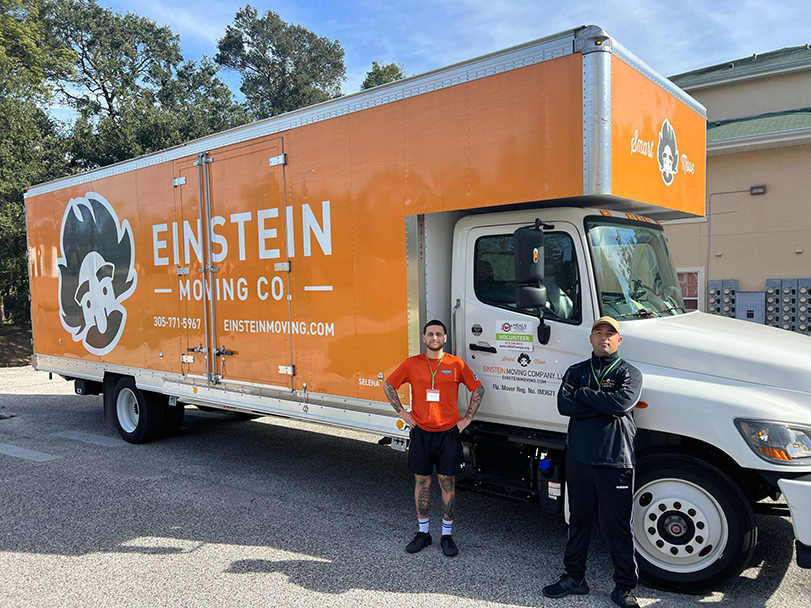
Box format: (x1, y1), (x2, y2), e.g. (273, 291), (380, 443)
(444, 205), (811, 593)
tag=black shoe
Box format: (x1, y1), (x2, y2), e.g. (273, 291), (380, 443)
(542, 573), (589, 598)
(406, 531), (432, 553)
(611, 586), (639, 608)
(440, 534), (458, 557)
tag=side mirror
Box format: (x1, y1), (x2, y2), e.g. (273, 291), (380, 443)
(514, 219), (551, 345)
(514, 225), (544, 283)
(516, 285), (547, 309)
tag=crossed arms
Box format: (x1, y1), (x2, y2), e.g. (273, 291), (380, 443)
(557, 366), (641, 419)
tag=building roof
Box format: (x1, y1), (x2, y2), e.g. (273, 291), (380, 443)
(708, 108), (811, 142)
(671, 44), (811, 90)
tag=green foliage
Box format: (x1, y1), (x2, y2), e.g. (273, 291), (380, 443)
(46, 0), (181, 118)
(215, 5), (346, 119)
(0, 0), (72, 326)
(0, 0), (73, 97)
(44, 0), (249, 169)
(360, 60), (405, 90)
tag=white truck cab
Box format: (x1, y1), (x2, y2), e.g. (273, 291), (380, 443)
(432, 206), (811, 592)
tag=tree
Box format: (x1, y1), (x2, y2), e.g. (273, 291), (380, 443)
(360, 60), (405, 90)
(0, 0), (73, 325)
(215, 5), (345, 119)
(46, 0), (181, 119)
(48, 0), (249, 169)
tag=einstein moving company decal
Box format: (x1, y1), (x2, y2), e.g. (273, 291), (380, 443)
(495, 320), (534, 352)
(56, 193), (137, 355)
(630, 118), (696, 187)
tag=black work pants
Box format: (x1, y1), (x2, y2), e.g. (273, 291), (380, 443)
(564, 459), (638, 589)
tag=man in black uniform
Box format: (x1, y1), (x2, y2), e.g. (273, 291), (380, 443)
(543, 316), (643, 608)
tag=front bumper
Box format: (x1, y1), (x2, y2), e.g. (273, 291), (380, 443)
(778, 474), (811, 568)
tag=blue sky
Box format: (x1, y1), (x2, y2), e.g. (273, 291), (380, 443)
(96, 0), (811, 97)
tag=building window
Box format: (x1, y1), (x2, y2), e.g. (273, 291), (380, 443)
(677, 267), (704, 311)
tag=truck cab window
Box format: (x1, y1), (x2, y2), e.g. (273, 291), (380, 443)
(474, 233), (581, 323)
(586, 219), (687, 319)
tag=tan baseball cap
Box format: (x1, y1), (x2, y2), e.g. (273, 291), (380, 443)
(592, 316), (620, 333)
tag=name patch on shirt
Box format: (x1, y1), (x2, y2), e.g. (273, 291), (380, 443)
(441, 370), (452, 374)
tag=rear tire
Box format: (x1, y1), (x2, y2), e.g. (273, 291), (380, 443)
(113, 378), (162, 444)
(633, 452), (757, 593)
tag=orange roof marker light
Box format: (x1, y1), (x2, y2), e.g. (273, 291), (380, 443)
(600, 210), (613, 216)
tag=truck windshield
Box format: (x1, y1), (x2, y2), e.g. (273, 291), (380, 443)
(586, 219), (686, 319)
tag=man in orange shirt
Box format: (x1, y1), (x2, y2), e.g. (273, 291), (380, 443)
(384, 319), (485, 557)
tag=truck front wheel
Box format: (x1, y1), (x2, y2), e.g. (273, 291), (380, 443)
(113, 378), (162, 444)
(633, 452), (757, 593)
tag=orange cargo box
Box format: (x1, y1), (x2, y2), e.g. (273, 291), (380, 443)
(25, 25), (706, 417)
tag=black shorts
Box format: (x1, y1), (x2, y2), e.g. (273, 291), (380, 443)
(408, 425), (464, 476)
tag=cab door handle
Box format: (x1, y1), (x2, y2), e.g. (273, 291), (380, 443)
(469, 343), (497, 353)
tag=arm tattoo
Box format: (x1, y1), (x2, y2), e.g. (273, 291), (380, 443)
(383, 381), (404, 414)
(462, 385), (485, 420)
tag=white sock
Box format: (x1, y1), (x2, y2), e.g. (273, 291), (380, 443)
(442, 519), (453, 536)
(418, 517), (429, 533)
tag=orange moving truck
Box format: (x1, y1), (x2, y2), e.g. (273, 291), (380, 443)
(25, 26), (811, 592)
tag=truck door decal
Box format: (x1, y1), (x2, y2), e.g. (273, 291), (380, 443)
(56, 192), (137, 355)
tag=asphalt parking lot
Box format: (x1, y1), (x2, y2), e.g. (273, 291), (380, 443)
(1, 366), (809, 607)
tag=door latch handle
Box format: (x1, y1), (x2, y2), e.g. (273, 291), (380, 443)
(469, 343), (497, 353)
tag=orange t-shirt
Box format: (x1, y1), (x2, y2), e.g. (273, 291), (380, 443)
(387, 352), (482, 432)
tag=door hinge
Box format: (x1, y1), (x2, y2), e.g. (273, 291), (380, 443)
(173, 177), (186, 187)
(278, 365), (295, 376)
(274, 261), (291, 272)
(177, 266), (190, 276)
(269, 153), (287, 167)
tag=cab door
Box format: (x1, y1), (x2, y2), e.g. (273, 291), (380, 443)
(463, 222), (590, 433)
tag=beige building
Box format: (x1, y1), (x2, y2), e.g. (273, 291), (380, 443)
(664, 46), (811, 333)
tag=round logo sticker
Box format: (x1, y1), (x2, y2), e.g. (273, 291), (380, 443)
(471, 324), (482, 336)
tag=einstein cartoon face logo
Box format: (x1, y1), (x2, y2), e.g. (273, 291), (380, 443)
(657, 119), (679, 186)
(56, 193), (137, 355)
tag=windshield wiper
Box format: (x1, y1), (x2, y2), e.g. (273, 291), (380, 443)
(614, 309), (660, 319)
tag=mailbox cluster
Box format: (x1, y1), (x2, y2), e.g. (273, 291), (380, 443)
(707, 278), (810, 335)
(707, 280), (738, 317)
(766, 278), (811, 335)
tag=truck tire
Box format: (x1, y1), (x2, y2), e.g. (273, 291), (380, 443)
(113, 378), (162, 444)
(633, 452), (757, 593)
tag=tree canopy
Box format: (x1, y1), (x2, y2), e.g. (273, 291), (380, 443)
(215, 5), (346, 119)
(360, 60), (405, 90)
(0, 0), (73, 324)
(48, 0), (249, 169)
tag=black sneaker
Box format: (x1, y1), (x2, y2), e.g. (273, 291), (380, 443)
(406, 531), (432, 553)
(542, 573), (589, 598)
(440, 534), (458, 557)
(611, 586), (639, 608)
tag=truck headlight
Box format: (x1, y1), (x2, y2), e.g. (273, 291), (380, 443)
(735, 419), (811, 464)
